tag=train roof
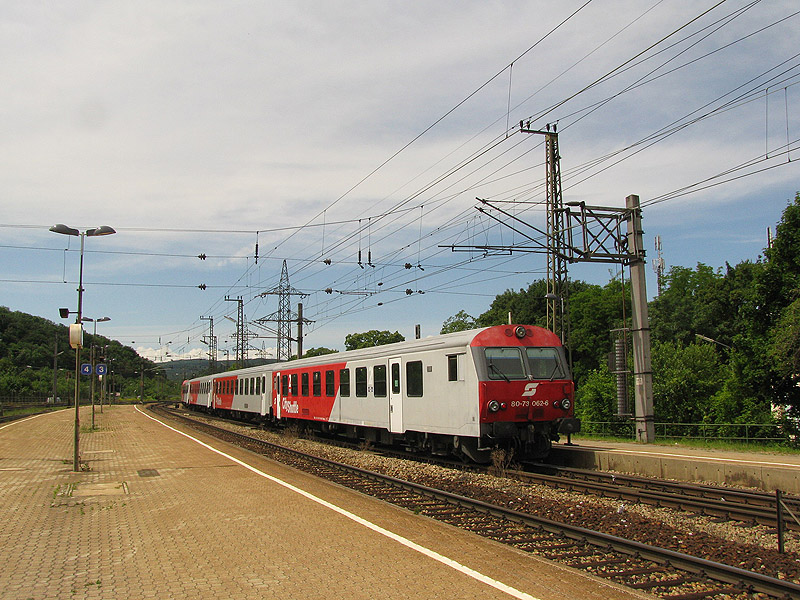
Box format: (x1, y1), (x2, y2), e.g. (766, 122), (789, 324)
(188, 324), (560, 382)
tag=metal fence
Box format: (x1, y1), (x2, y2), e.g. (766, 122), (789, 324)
(0, 395), (69, 415)
(580, 420), (798, 445)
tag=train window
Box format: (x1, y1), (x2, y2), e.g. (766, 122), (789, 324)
(262, 376), (266, 393)
(313, 371), (322, 396)
(325, 370), (335, 396)
(340, 369), (350, 397)
(374, 365), (387, 398)
(406, 361), (423, 397)
(448, 355), (457, 382)
(282, 375), (289, 395)
(526, 348), (566, 379)
(274, 375), (280, 394)
(302, 372), (309, 396)
(291, 373), (299, 397)
(485, 348), (526, 380)
(255, 377), (260, 395)
(391, 363), (400, 395)
(355, 367), (367, 397)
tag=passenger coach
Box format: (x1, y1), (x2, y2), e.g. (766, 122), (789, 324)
(182, 324), (580, 462)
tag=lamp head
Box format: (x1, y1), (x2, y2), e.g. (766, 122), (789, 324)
(50, 224), (80, 236)
(86, 226), (116, 237)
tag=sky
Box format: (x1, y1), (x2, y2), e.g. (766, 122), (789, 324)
(2, 0), (799, 362)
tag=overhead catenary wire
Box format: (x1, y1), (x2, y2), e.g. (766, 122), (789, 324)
(11, 2), (798, 356)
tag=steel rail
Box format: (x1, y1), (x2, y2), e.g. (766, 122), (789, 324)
(519, 463), (800, 530)
(155, 405), (800, 599)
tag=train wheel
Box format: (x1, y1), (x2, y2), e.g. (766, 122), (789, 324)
(525, 434), (552, 460)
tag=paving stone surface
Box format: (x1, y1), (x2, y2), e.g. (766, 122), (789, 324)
(0, 406), (650, 600)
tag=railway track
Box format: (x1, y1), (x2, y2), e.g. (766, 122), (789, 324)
(518, 463), (800, 532)
(152, 404), (800, 599)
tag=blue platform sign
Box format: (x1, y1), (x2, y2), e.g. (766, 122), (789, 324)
(96, 364), (107, 376)
(80, 363), (93, 376)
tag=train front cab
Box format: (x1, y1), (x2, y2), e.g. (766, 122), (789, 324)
(473, 325), (580, 460)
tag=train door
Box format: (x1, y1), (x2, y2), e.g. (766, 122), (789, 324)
(389, 358), (403, 433)
(260, 375), (268, 417)
(274, 371), (282, 420)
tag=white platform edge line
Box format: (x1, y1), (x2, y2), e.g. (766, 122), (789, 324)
(595, 447), (800, 469)
(136, 406), (540, 600)
(0, 410), (54, 430)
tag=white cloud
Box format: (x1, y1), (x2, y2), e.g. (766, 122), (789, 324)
(4, 1), (800, 360)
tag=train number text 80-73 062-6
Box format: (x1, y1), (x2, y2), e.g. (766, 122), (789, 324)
(510, 399), (549, 408)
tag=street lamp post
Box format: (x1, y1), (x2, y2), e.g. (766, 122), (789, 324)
(82, 316), (110, 430)
(51, 224), (115, 472)
(695, 334), (732, 350)
(100, 344), (109, 413)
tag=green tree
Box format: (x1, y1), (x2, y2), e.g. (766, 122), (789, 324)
(770, 297), (800, 379)
(649, 264), (729, 347)
(0, 306), (167, 400)
(651, 341), (724, 427)
(476, 280), (549, 327)
(301, 347), (338, 358)
(759, 193), (800, 324)
(569, 278), (629, 384)
(344, 330), (405, 350)
(440, 310), (477, 334)
(575, 367), (616, 423)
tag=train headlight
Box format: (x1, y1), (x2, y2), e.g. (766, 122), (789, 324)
(514, 325), (527, 339)
(560, 398), (571, 411)
(488, 400), (501, 413)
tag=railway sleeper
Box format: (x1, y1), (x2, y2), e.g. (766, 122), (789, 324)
(580, 557), (630, 568)
(508, 535), (562, 545)
(662, 587), (747, 600)
(629, 576), (693, 590)
(539, 542), (581, 551)
(559, 550), (603, 561)
(596, 566), (666, 578)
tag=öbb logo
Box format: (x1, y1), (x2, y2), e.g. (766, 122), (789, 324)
(522, 383), (539, 397)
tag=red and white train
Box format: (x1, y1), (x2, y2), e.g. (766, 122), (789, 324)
(181, 324), (580, 462)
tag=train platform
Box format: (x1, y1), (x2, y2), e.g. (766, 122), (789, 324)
(551, 437), (800, 494)
(0, 405), (650, 600)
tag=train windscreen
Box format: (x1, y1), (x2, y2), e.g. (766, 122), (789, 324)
(525, 347), (567, 380)
(485, 348), (527, 380)
(484, 347), (568, 381)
